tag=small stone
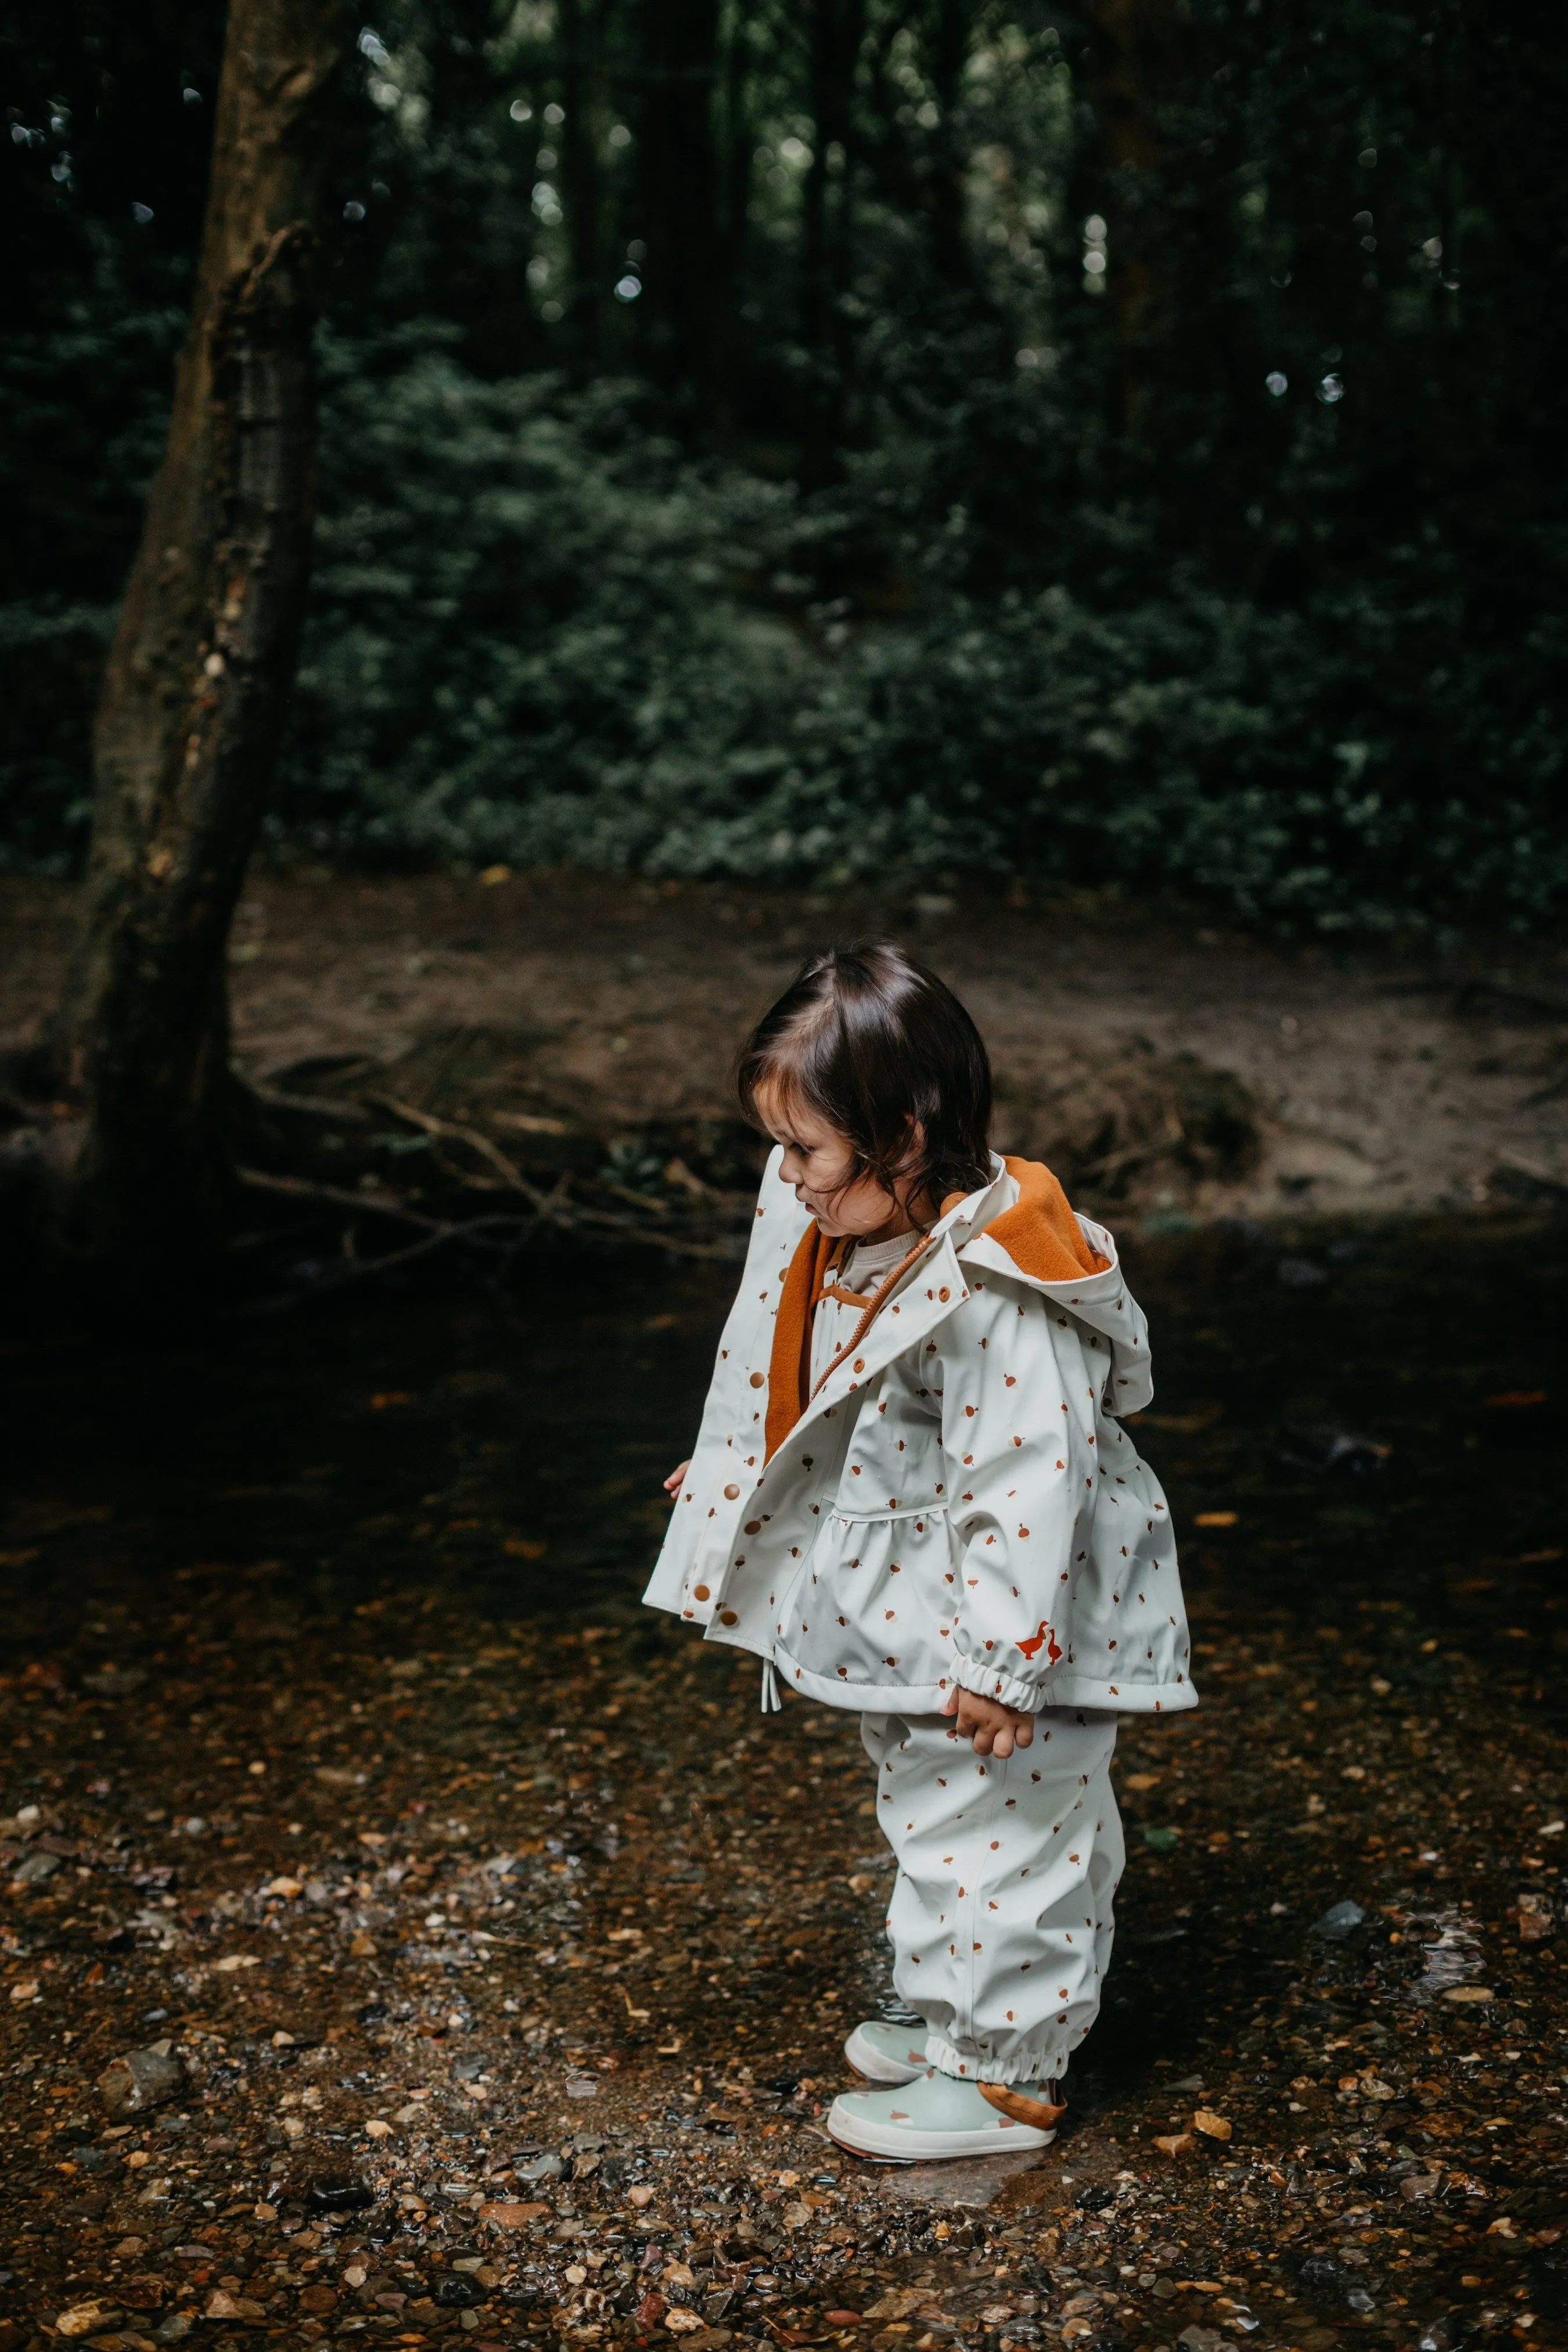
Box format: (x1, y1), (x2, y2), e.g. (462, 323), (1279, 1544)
(477, 2200), (550, 2227)
(628, 2184), (656, 2208)
(1311, 1900), (1366, 1940)
(98, 2044), (187, 2119)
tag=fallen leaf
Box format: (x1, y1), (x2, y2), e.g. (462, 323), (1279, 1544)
(1124, 1772), (1160, 1792)
(864, 2291), (930, 2321)
(1487, 2217), (1517, 2238)
(1441, 1985), (1493, 2004)
(56, 2306), (122, 2338)
(205, 2291), (267, 2321)
(1192, 2109), (1232, 2141)
(1154, 2132), (1195, 2155)
(211, 1955), (261, 1974)
(825, 2314), (863, 2328)
(267, 1876), (303, 1898)
(9, 1980), (38, 2004)
(1193, 1511), (1238, 1528)
(365, 2119), (393, 2138)
(504, 1538), (546, 1559)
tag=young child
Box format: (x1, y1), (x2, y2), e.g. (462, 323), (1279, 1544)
(644, 943), (1195, 2161)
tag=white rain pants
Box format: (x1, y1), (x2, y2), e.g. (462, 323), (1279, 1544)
(861, 1706), (1123, 2088)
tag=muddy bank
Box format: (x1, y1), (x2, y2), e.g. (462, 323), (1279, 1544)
(1, 1209), (1565, 2352)
(3, 877), (1567, 1245)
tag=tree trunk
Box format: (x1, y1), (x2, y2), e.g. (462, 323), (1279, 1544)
(52, 0), (352, 1283)
(636, 0), (721, 414)
(559, 0), (607, 368)
(800, 0), (864, 479)
(921, 0), (973, 290)
(1081, 0), (1194, 431)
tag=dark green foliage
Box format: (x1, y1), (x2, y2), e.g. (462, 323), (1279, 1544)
(3, 0), (1566, 926)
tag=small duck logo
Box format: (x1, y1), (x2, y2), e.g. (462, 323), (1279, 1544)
(1017, 1620), (1062, 1664)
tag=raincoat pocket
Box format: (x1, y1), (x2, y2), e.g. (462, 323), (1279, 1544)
(773, 1502), (959, 1700)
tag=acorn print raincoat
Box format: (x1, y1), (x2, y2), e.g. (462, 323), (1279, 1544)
(643, 1150), (1196, 1718)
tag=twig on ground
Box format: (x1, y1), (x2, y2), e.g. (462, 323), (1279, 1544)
(236, 1166), (444, 1225)
(235, 1161), (741, 1271)
(365, 1092), (542, 1196)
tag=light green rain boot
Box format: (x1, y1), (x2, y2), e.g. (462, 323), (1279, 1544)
(843, 2015), (930, 2084)
(828, 2067), (1065, 2162)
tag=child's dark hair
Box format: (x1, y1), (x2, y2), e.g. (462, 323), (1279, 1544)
(737, 942), (993, 1220)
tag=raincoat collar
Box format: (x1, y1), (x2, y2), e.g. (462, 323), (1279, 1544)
(763, 1155), (1107, 1463)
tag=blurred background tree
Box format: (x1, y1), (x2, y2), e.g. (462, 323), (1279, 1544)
(3, 0), (1565, 932)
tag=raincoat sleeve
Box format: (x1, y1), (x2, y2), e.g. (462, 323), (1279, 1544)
(934, 1276), (1096, 1713)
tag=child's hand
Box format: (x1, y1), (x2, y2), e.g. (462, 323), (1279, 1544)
(941, 1686), (1037, 1757)
(663, 1459), (691, 1497)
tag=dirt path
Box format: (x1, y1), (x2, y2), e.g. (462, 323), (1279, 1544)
(1, 1533), (1562, 2352)
(3, 876), (1567, 1221)
(1, 1120), (1564, 2352)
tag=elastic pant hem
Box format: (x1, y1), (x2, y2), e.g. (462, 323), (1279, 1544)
(925, 2031), (1066, 2088)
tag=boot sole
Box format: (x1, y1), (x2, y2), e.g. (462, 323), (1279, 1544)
(826, 2096), (1056, 2163)
(843, 2023), (926, 2085)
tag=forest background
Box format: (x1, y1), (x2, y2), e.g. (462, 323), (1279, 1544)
(3, 0), (1565, 936)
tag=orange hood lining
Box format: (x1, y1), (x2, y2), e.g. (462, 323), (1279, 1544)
(762, 1157), (1105, 1462)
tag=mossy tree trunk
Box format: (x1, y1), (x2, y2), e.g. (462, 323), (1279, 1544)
(52, 0), (353, 1284)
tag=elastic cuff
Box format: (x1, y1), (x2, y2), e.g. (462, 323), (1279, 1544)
(953, 1659), (1048, 1714)
(925, 2031), (1064, 2088)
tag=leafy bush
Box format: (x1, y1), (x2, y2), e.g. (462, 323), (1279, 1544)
(258, 332), (1567, 931)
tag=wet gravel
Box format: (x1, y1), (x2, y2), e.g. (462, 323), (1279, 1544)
(2, 1213), (1565, 2352)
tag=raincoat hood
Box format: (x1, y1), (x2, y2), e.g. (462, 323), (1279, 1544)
(941, 1155), (1155, 1418)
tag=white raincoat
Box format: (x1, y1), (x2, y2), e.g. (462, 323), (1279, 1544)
(644, 1150), (1195, 1721)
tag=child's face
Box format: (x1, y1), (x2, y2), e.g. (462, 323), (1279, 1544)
(754, 1078), (916, 1240)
